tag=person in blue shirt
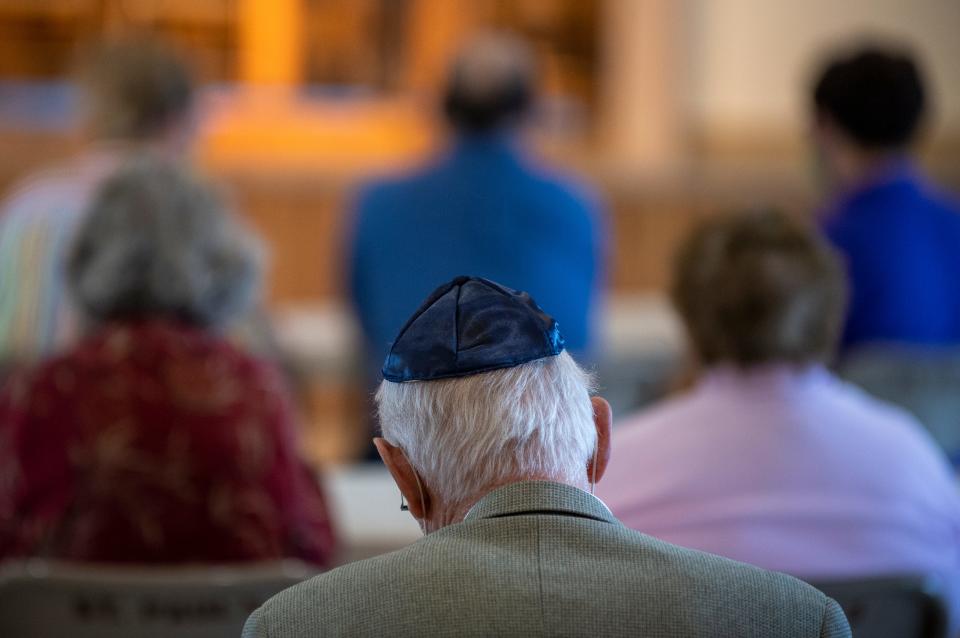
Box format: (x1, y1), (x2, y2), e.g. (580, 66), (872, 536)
(348, 32), (606, 388)
(813, 44), (960, 350)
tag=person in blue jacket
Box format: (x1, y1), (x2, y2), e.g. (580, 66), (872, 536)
(813, 43), (960, 350)
(348, 32), (606, 396)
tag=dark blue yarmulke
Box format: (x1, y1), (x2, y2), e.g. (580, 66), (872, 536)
(382, 276), (565, 382)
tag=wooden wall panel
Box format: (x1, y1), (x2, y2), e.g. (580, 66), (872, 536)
(226, 177), (350, 303)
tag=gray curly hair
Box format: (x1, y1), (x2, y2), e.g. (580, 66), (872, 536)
(68, 155), (262, 329)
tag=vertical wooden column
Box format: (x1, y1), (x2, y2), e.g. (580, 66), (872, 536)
(238, 0), (303, 86)
(598, 0), (687, 174)
(403, 0), (480, 93)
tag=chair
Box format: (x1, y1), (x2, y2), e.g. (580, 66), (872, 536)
(0, 559), (317, 638)
(809, 575), (949, 638)
(839, 345), (960, 466)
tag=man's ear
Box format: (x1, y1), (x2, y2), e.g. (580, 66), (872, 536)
(587, 397), (612, 484)
(374, 437), (429, 519)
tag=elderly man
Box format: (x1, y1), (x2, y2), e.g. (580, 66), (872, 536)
(244, 276), (849, 637)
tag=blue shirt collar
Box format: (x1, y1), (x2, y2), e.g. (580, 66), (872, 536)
(823, 157), (924, 223)
(448, 132), (522, 162)
(842, 157), (923, 203)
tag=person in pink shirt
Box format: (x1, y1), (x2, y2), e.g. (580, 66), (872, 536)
(598, 209), (960, 629)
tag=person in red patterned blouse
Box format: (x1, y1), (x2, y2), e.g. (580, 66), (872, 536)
(0, 156), (337, 566)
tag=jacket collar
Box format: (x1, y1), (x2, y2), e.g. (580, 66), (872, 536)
(463, 480), (619, 525)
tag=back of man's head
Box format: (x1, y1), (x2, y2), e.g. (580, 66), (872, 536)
(672, 210), (846, 368)
(74, 37), (196, 144)
(376, 351), (595, 510)
(812, 43), (926, 150)
(442, 31), (537, 134)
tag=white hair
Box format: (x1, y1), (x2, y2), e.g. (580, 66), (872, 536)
(376, 351), (597, 509)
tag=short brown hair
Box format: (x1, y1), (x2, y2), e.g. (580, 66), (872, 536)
(671, 210), (846, 367)
(74, 37), (195, 141)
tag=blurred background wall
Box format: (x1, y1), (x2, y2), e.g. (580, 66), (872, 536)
(687, 0), (960, 166)
(0, 0), (957, 463)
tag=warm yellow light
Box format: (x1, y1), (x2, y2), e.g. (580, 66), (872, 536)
(238, 0), (303, 86)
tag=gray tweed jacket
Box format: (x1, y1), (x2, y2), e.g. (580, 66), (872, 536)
(243, 481), (850, 637)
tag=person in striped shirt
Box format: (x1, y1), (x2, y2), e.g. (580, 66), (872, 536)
(0, 37), (197, 374)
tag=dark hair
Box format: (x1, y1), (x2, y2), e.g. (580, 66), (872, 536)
(74, 37), (195, 141)
(443, 74), (532, 133)
(812, 45), (926, 149)
(442, 33), (535, 133)
(671, 210), (846, 367)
